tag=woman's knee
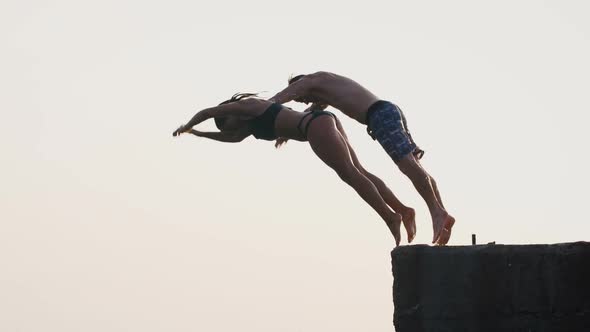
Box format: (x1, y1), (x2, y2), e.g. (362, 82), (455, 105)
(335, 165), (360, 183)
(428, 175), (437, 185)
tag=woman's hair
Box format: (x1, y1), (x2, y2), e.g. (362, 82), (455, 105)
(214, 92), (258, 130)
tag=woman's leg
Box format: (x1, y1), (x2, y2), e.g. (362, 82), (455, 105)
(334, 117), (416, 243)
(306, 116), (402, 245)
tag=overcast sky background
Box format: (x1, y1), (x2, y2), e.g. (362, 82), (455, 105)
(2, 0), (589, 331)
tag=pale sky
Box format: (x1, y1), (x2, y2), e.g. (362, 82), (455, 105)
(1, 1), (589, 331)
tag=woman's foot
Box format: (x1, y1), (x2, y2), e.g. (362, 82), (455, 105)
(400, 208), (416, 243)
(386, 213), (403, 246)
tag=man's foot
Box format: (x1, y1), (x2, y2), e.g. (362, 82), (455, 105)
(400, 208), (416, 243)
(431, 211), (449, 243)
(386, 213), (402, 247)
(436, 216), (455, 245)
(432, 214), (455, 245)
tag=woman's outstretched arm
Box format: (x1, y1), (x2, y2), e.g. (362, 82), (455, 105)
(172, 99), (261, 136)
(188, 129), (250, 143)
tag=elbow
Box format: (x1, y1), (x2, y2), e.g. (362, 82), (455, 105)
(233, 133), (248, 142)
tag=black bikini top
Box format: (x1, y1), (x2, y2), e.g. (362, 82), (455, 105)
(249, 103), (282, 141)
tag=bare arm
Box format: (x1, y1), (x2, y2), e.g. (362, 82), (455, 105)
(172, 99), (261, 136)
(188, 129), (250, 143)
(268, 78), (313, 105)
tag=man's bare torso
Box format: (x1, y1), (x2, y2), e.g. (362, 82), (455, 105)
(308, 72), (380, 124)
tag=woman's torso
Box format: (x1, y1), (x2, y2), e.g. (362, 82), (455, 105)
(246, 99), (322, 142)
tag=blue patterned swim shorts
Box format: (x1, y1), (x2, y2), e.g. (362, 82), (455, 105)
(366, 100), (424, 162)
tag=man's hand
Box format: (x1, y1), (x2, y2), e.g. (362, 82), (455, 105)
(310, 103), (328, 111)
(275, 137), (289, 148)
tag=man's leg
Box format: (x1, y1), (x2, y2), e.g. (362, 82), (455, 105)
(367, 101), (454, 244)
(396, 153), (455, 244)
(430, 175), (445, 210)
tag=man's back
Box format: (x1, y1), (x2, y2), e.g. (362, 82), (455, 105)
(309, 72), (380, 124)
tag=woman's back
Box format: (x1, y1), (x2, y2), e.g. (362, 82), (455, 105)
(237, 98), (315, 142)
(273, 105), (311, 142)
(224, 97), (336, 142)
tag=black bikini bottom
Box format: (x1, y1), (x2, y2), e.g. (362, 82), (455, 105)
(297, 110), (336, 137)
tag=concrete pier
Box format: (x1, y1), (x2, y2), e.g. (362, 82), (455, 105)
(391, 242), (590, 331)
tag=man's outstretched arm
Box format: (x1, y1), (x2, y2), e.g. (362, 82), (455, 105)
(268, 78), (313, 104)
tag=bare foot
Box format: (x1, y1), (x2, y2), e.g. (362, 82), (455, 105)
(386, 213), (402, 247)
(436, 215), (455, 246)
(432, 211), (449, 243)
(400, 208), (416, 243)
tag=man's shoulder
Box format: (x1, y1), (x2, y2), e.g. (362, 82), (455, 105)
(309, 71), (332, 78)
(307, 71), (339, 84)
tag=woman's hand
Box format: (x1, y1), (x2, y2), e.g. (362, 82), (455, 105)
(188, 129), (203, 136)
(172, 124), (189, 137)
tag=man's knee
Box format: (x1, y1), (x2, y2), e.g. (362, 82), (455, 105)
(397, 155), (427, 179)
(396, 155), (417, 175)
